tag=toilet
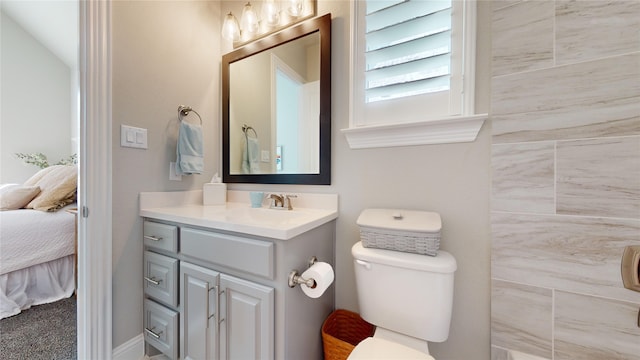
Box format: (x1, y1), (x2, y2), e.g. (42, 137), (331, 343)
(348, 240), (457, 360)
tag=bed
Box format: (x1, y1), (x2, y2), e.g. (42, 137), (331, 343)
(0, 165), (78, 320)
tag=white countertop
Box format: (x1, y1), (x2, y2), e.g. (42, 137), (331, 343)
(139, 190), (338, 240)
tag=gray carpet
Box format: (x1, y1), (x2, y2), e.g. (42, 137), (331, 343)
(0, 296), (76, 360)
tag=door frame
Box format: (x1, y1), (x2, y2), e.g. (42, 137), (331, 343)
(77, 0), (113, 358)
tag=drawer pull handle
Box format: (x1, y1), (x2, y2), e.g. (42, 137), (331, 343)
(144, 276), (162, 285)
(144, 235), (162, 241)
(145, 327), (162, 339)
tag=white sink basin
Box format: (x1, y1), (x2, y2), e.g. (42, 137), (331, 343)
(139, 191), (338, 240)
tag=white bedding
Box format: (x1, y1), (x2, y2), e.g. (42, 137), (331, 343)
(0, 255), (75, 319)
(0, 204), (76, 319)
(0, 205), (76, 275)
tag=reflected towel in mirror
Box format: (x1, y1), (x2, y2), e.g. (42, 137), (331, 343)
(176, 121), (204, 175)
(242, 136), (260, 174)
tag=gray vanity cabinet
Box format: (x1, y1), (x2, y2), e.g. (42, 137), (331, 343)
(180, 228), (275, 360)
(143, 218), (335, 360)
(180, 262), (274, 360)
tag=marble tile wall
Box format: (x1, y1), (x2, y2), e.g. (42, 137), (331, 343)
(491, 280), (553, 358)
(490, 1), (640, 359)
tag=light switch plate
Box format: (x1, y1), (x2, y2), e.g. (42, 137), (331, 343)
(621, 245), (640, 292)
(120, 125), (148, 149)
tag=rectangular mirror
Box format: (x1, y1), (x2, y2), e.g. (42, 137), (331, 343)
(222, 14), (331, 185)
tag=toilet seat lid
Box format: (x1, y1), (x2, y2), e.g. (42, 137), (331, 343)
(347, 337), (435, 360)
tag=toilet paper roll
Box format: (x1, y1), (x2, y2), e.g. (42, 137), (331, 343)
(301, 262), (334, 298)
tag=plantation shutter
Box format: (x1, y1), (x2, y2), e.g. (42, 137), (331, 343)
(364, 0), (452, 103)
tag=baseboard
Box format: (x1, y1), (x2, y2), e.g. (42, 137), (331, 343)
(113, 333), (145, 360)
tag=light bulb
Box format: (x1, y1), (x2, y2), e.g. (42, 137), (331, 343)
(261, 0), (280, 27)
(287, 0), (303, 17)
(221, 12), (240, 42)
(240, 2), (259, 40)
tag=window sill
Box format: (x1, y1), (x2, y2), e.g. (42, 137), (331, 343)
(341, 114), (488, 149)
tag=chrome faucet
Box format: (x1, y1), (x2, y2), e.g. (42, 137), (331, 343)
(283, 194), (297, 210)
(268, 194), (284, 208)
(268, 194), (297, 210)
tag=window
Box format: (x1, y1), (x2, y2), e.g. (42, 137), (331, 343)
(343, 0), (487, 149)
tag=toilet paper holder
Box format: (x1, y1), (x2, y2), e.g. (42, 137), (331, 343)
(288, 256), (318, 288)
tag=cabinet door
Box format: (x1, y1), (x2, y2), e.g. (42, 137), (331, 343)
(181, 262), (220, 360)
(220, 274), (274, 360)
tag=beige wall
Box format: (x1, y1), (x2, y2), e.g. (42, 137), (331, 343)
(329, 2), (492, 359)
(111, 1), (221, 347)
(110, 1), (493, 358)
(490, 1), (640, 359)
(227, 1), (493, 359)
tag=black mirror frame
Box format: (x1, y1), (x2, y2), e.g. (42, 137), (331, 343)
(222, 14), (331, 185)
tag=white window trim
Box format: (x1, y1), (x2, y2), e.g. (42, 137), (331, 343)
(343, 0), (487, 149)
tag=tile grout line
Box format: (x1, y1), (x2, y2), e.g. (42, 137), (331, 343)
(552, 0), (557, 69)
(554, 140), (557, 217)
(551, 288), (555, 360)
(490, 209), (640, 223)
(492, 134), (640, 147)
(491, 50), (640, 80)
(492, 276), (640, 305)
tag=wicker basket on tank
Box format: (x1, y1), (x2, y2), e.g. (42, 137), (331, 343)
(322, 309), (375, 360)
(357, 209), (442, 256)
(360, 227), (440, 256)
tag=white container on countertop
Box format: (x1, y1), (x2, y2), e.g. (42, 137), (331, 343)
(203, 173), (226, 205)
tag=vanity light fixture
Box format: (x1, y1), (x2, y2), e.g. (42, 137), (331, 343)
(261, 0), (280, 27)
(240, 2), (259, 41)
(221, 0), (316, 47)
(287, 0), (304, 17)
(222, 12), (240, 42)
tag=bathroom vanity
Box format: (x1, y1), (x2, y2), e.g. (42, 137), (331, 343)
(139, 190), (337, 360)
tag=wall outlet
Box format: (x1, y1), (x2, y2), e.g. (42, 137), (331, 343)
(261, 150), (270, 162)
(169, 162), (182, 181)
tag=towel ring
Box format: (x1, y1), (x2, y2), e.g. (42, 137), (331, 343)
(242, 124), (258, 138)
(178, 105), (202, 124)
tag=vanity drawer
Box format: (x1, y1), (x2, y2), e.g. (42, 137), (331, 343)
(144, 299), (178, 360)
(144, 221), (178, 253)
(181, 228), (274, 279)
(144, 251), (179, 307)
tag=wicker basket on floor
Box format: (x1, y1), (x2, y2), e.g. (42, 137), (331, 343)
(322, 309), (375, 360)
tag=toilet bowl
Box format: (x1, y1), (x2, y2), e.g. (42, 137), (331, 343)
(348, 337), (435, 360)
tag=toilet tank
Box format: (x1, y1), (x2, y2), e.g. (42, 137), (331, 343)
(352, 242), (456, 342)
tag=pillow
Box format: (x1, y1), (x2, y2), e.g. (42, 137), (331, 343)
(0, 185), (41, 210)
(24, 165), (62, 186)
(0, 183), (19, 190)
(24, 165), (78, 212)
